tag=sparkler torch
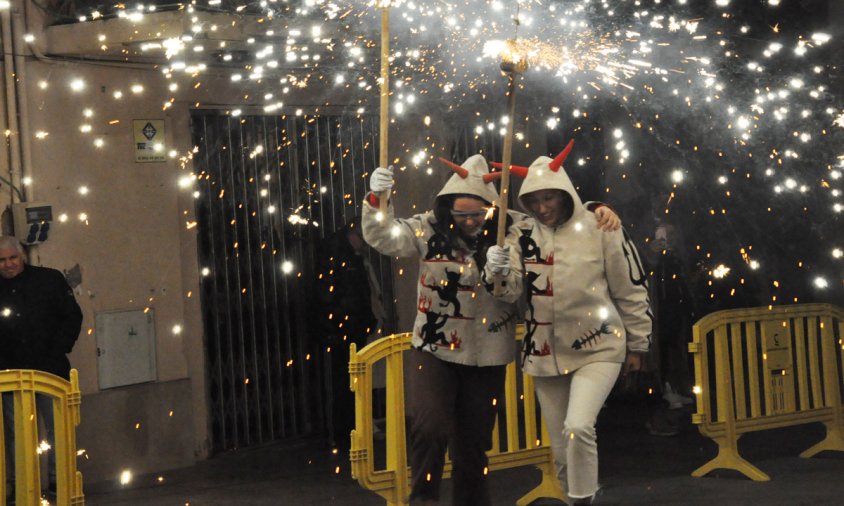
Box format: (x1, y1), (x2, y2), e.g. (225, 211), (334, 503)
(495, 44), (528, 294)
(378, 3), (390, 213)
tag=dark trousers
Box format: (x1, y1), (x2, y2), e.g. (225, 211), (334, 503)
(324, 338), (359, 450)
(657, 310), (692, 395)
(407, 349), (506, 506)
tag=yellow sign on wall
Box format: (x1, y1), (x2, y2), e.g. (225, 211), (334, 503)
(133, 119), (166, 162)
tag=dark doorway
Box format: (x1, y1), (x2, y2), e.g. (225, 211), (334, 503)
(190, 111), (395, 452)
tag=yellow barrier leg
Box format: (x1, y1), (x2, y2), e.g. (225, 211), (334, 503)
(799, 421), (844, 458)
(691, 434), (770, 481)
(801, 317), (844, 460)
(516, 464), (565, 506)
(74, 470), (86, 506)
(516, 418), (565, 506)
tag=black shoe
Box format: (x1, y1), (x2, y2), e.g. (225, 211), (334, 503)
(646, 412), (680, 437)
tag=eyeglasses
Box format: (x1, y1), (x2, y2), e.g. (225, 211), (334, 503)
(449, 209), (489, 219)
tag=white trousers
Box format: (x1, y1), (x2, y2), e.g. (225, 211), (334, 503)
(533, 361), (622, 500)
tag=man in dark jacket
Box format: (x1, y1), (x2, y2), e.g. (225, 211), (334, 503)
(311, 218), (381, 450)
(0, 235), (82, 501)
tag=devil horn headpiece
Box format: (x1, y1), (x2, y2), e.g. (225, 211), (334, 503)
(438, 156), (504, 183)
(437, 157), (469, 178)
(483, 172), (502, 183)
(489, 162), (529, 178)
(548, 139), (575, 173)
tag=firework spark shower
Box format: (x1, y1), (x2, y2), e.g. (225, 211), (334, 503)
(77, 0), (841, 306)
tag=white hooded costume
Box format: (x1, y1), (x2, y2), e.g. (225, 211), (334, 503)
(361, 154), (524, 366)
(490, 148), (653, 376)
(488, 143), (653, 501)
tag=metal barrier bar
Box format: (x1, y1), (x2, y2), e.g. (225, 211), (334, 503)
(689, 304), (844, 481)
(806, 318), (823, 410)
(729, 323), (746, 420)
(504, 360), (520, 453)
(0, 369), (84, 505)
(523, 372), (539, 449)
(745, 322), (762, 419)
(350, 329), (564, 506)
(794, 317), (810, 411)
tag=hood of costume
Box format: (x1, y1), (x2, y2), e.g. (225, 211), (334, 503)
(436, 154), (500, 205)
(517, 152), (585, 226)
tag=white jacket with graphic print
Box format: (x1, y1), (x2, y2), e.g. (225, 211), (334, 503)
(490, 156), (652, 377)
(361, 201), (525, 366)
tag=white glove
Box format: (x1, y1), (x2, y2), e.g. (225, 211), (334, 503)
(486, 245), (511, 276)
(370, 166), (394, 193)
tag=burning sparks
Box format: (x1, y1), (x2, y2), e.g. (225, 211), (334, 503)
(712, 265), (731, 279)
(119, 469), (133, 485)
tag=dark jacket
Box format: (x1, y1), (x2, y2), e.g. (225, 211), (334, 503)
(311, 228), (377, 348)
(0, 265), (83, 379)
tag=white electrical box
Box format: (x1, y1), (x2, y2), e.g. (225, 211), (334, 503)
(12, 201), (53, 245)
(95, 309), (157, 389)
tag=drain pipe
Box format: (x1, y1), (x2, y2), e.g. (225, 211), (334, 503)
(10, 0), (32, 201)
(1, 8), (24, 203)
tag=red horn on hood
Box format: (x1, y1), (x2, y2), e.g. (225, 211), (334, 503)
(437, 157), (469, 178)
(490, 162), (529, 178)
(482, 172), (502, 183)
(548, 139), (575, 173)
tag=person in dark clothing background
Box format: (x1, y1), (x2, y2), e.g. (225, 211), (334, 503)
(649, 223), (695, 405)
(639, 222), (694, 437)
(311, 218), (384, 450)
(0, 235), (83, 503)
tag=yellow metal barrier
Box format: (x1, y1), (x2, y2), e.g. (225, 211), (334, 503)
(0, 369), (84, 505)
(349, 327), (565, 506)
(689, 303), (844, 481)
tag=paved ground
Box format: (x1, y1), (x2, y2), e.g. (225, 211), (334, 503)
(83, 400), (844, 505)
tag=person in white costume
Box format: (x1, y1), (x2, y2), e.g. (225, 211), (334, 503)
(362, 154), (620, 505)
(485, 140), (652, 506)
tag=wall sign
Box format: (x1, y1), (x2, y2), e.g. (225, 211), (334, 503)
(133, 119), (166, 162)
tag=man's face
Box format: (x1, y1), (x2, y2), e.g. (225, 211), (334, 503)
(0, 247), (24, 279)
(654, 226), (669, 251)
(346, 229), (366, 254)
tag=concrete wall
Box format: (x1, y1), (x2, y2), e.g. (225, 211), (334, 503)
(76, 379), (196, 482)
(8, 59), (206, 483)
